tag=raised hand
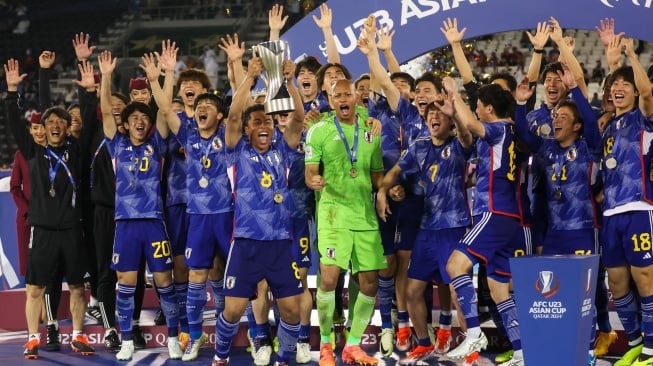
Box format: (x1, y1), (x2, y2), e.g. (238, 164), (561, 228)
(563, 36), (576, 52)
(377, 25), (395, 52)
(362, 14), (377, 42)
(440, 17), (466, 45)
(312, 3), (333, 30)
(140, 52), (160, 82)
(526, 21), (549, 50)
(556, 62), (577, 89)
(621, 37), (636, 57)
(3, 59), (28, 90)
(39, 51), (56, 69)
(247, 57), (264, 79)
(548, 17), (563, 43)
(595, 18), (624, 48)
(72, 60), (96, 89)
(515, 77), (535, 103)
(268, 4), (288, 33)
(72, 32), (96, 62)
(218, 34), (245, 63)
(282, 59), (295, 81)
(356, 31), (375, 56)
(442, 76), (457, 96)
(97, 50), (117, 76)
(158, 39), (178, 72)
(606, 34), (623, 67)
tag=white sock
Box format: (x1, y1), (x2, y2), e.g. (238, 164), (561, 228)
(88, 297), (99, 307)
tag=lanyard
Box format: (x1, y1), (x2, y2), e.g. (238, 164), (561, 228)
(201, 132), (220, 172)
(89, 139), (106, 188)
(553, 147), (568, 193)
(333, 117), (359, 168)
(46, 146), (76, 207)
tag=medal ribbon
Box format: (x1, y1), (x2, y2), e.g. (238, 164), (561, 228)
(89, 138), (106, 189)
(333, 117), (359, 169)
(46, 146), (76, 207)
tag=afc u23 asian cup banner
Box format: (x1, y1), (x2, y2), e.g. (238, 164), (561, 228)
(282, 0), (652, 78)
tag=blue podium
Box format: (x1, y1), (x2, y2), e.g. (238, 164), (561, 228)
(510, 254), (599, 366)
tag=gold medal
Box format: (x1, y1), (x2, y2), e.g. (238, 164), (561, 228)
(49, 187), (56, 197)
(349, 167), (358, 178)
(605, 157), (617, 170)
(274, 192), (283, 204)
(199, 176), (209, 188)
(554, 188), (562, 200)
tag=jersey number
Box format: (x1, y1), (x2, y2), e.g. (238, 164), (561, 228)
(632, 233), (652, 252)
(152, 240), (171, 258)
(132, 157), (150, 172)
(507, 141), (517, 182)
(428, 164), (439, 183)
(603, 136), (614, 157)
(299, 237), (309, 255)
(202, 155), (211, 169)
(551, 165), (568, 181)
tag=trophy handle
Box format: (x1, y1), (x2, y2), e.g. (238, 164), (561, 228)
(251, 45), (258, 58)
(285, 42), (291, 61)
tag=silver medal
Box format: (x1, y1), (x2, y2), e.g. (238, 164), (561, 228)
(605, 157), (617, 170)
(199, 176), (209, 188)
(49, 187), (56, 197)
(540, 124), (552, 136)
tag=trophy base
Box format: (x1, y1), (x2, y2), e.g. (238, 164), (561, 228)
(264, 98), (295, 115)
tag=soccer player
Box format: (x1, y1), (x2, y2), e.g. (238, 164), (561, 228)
(98, 50), (181, 361)
(5, 58), (95, 359)
(377, 76), (474, 364)
(212, 55), (305, 366)
(444, 83), (524, 366)
(599, 37), (653, 366)
(306, 78), (385, 366)
(150, 51), (232, 362)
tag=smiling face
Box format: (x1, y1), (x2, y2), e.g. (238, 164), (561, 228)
(68, 106), (82, 137)
(610, 76), (638, 114)
(245, 108), (275, 153)
(543, 71), (568, 107)
(43, 112), (69, 147)
(552, 104), (581, 147)
(29, 123), (46, 146)
(355, 78), (370, 108)
(414, 80), (442, 117)
(425, 105), (453, 142)
(178, 80), (208, 110)
(194, 99), (220, 136)
(110, 96), (128, 134)
(124, 109), (152, 145)
(129, 88), (151, 104)
(329, 80), (357, 124)
(297, 66), (318, 102)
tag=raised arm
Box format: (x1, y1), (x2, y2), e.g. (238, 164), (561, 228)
(149, 40), (182, 135)
(72, 60), (99, 151)
(623, 38), (653, 117)
(3, 59), (30, 155)
(38, 50), (56, 110)
(441, 77), (473, 149)
(282, 60), (305, 149)
(595, 18), (624, 73)
(226, 57), (263, 149)
(268, 4), (288, 41)
(376, 164), (402, 222)
(72, 32), (97, 96)
(140, 52), (169, 139)
(549, 17), (587, 97)
(219, 34), (246, 93)
(513, 77), (543, 152)
(98, 50), (118, 140)
(313, 3), (340, 63)
(441, 18), (474, 84)
(377, 25), (400, 74)
(526, 21), (549, 82)
(448, 76), (485, 138)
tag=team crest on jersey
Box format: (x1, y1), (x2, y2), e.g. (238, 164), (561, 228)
(441, 146), (451, 159)
(185, 248), (192, 259)
(297, 141), (305, 153)
(178, 146), (185, 154)
(144, 144), (154, 156)
(62, 150), (69, 162)
(326, 247), (336, 259)
(305, 146), (313, 159)
(112, 253), (120, 264)
(225, 276), (236, 289)
(212, 136), (223, 150)
(364, 131), (373, 143)
(566, 147), (577, 161)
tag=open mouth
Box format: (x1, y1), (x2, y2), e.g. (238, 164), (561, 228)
(198, 113), (208, 123)
(547, 88), (559, 99)
(339, 104), (351, 115)
(417, 100), (428, 109)
(184, 90), (196, 101)
(257, 131), (270, 145)
(301, 81), (311, 90)
(613, 93), (624, 102)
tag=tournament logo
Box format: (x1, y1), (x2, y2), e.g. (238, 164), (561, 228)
(112, 253), (120, 265)
(326, 247), (336, 259)
(535, 270), (560, 298)
(212, 136), (223, 150)
(566, 147), (577, 161)
(441, 146), (451, 159)
(297, 141), (305, 153)
(144, 144), (154, 156)
(364, 131), (373, 143)
(62, 150), (69, 162)
(586, 268), (592, 296)
(225, 276), (236, 289)
(305, 146), (313, 159)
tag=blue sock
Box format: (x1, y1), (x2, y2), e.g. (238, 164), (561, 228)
(378, 275), (395, 329)
(417, 337), (431, 347)
(451, 275), (480, 331)
(246, 301), (257, 339)
(497, 298), (521, 351)
(641, 295), (653, 349)
(174, 282), (189, 333)
(187, 281), (206, 340)
(272, 301), (280, 326)
(215, 312), (239, 359)
(488, 298), (508, 338)
(397, 310), (410, 328)
(276, 320), (300, 363)
(298, 324), (311, 342)
(117, 284), (136, 341)
(590, 306), (597, 350)
(439, 310), (452, 329)
(614, 291), (642, 345)
(209, 279), (224, 316)
(595, 270), (612, 332)
(256, 322), (271, 340)
(158, 284), (180, 337)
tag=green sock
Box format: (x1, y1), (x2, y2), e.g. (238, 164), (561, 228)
(316, 288), (335, 344)
(347, 293), (376, 345)
(347, 276), (360, 317)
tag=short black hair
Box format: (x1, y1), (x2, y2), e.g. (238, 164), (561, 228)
(193, 93), (224, 112)
(489, 73), (517, 92)
(477, 84), (515, 119)
(111, 92), (129, 105)
(390, 72), (416, 91)
(539, 62), (564, 84)
(120, 101), (154, 126)
(316, 63), (352, 93)
(241, 103), (266, 131)
(176, 68), (211, 91)
(611, 66), (636, 90)
(42, 106), (71, 127)
(294, 56), (322, 78)
(415, 72), (443, 93)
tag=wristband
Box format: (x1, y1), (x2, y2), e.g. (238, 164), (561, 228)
(533, 49), (544, 54)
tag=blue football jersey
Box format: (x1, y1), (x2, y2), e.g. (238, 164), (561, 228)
(473, 122), (520, 218)
(398, 135), (471, 230)
(108, 132), (166, 220)
(165, 132), (187, 206)
(303, 93), (330, 114)
(601, 108), (653, 210)
(227, 138), (295, 240)
(176, 123), (233, 214)
(526, 103), (554, 139)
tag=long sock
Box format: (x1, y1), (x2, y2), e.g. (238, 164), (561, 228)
(134, 263), (146, 322)
(496, 298), (522, 352)
(451, 275), (480, 338)
(158, 284), (180, 337)
(439, 310), (452, 330)
(613, 291), (642, 345)
(347, 277), (360, 327)
(335, 271), (346, 318)
(316, 289), (335, 343)
(398, 310), (410, 328)
(347, 293), (376, 345)
(488, 297), (508, 338)
(256, 322), (271, 340)
(215, 312), (239, 359)
(174, 282), (189, 333)
(590, 306), (597, 351)
(246, 302), (257, 339)
(595, 270), (611, 332)
(424, 281), (434, 325)
(117, 284), (136, 341)
(378, 275), (395, 329)
(209, 279), (224, 316)
(276, 320), (300, 363)
(641, 294), (653, 355)
(187, 281), (206, 340)
(298, 324), (311, 342)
